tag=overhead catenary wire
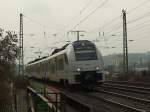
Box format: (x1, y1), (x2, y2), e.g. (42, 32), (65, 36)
(80, 0), (93, 14)
(106, 0), (150, 28)
(128, 12), (150, 25)
(23, 14), (65, 32)
(22, 0), (150, 53)
(90, 0), (150, 51)
(90, 11), (150, 38)
(86, 12), (122, 35)
(107, 19), (150, 36)
(104, 30), (150, 48)
(99, 29), (150, 50)
(100, 11), (150, 42)
(61, 0), (94, 41)
(106, 25), (150, 44)
(64, 0), (93, 30)
(71, 0), (108, 30)
(59, 0), (108, 42)
(128, 0), (150, 14)
(97, 24), (150, 48)
(87, 0), (150, 36)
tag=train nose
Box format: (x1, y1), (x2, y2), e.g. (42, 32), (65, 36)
(84, 73), (94, 81)
(81, 72), (96, 84)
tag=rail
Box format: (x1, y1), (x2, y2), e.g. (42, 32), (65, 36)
(89, 93), (146, 112)
(98, 89), (150, 105)
(103, 83), (150, 92)
(107, 81), (150, 87)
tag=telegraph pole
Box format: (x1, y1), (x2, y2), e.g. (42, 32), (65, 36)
(69, 31), (85, 41)
(19, 13), (24, 75)
(122, 9), (128, 74)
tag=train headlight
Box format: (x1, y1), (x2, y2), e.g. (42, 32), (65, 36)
(77, 68), (81, 72)
(96, 66), (100, 70)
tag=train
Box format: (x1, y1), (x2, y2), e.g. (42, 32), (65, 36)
(25, 40), (105, 89)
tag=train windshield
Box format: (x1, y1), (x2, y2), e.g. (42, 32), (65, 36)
(73, 41), (97, 61)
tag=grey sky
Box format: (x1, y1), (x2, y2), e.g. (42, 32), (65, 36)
(0, 0), (150, 63)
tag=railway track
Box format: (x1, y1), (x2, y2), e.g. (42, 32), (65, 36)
(106, 81), (150, 87)
(59, 85), (150, 112)
(70, 90), (146, 112)
(30, 79), (150, 112)
(99, 84), (150, 100)
(94, 81), (150, 112)
(85, 92), (146, 112)
(95, 89), (150, 111)
(63, 88), (150, 112)
(103, 82), (150, 93)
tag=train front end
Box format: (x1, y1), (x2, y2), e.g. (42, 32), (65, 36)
(69, 40), (104, 87)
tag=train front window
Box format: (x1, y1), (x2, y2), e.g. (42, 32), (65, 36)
(73, 41), (97, 61)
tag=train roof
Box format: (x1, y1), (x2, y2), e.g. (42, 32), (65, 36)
(26, 40), (94, 65)
(27, 56), (48, 64)
(51, 43), (69, 55)
(73, 40), (92, 44)
(27, 44), (69, 66)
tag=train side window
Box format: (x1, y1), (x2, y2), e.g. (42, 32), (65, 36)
(35, 64), (37, 73)
(39, 63), (41, 72)
(49, 60), (51, 73)
(58, 59), (64, 71)
(37, 64), (40, 73)
(26, 67), (28, 72)
(31, 65), (33, 72)
(51, 65), (54, 73)
(51, 60), (55, 73)
(64, 54), (68, 65)
(42, 63), (45, 72)
(27, 67), (28, 72)
(35, 65), (37, 72)
(44, 62), (46, 71)
(29, 66), (31, 72)
(33, 65), (36, 72)
(41, 63), (43, 72)
(32, 66), (34, 72)
(34, 65), (36, 72)
(54, 58), (57, 73)
(31, 66), (32, 72)
(43, 63), (45, 72)
(40, 63), (42, 72)
(46, 62), (48, 72)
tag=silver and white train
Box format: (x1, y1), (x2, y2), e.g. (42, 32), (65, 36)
(25, 40), (105, 88)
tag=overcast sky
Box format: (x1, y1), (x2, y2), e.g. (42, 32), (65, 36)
(0, 0), (150, 63)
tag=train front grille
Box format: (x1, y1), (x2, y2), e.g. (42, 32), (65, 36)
(75, 71), (102, 84)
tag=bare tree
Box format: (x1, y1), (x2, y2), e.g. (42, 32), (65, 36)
(0, 28), (18, 104)
(0, 28), (19, 62)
